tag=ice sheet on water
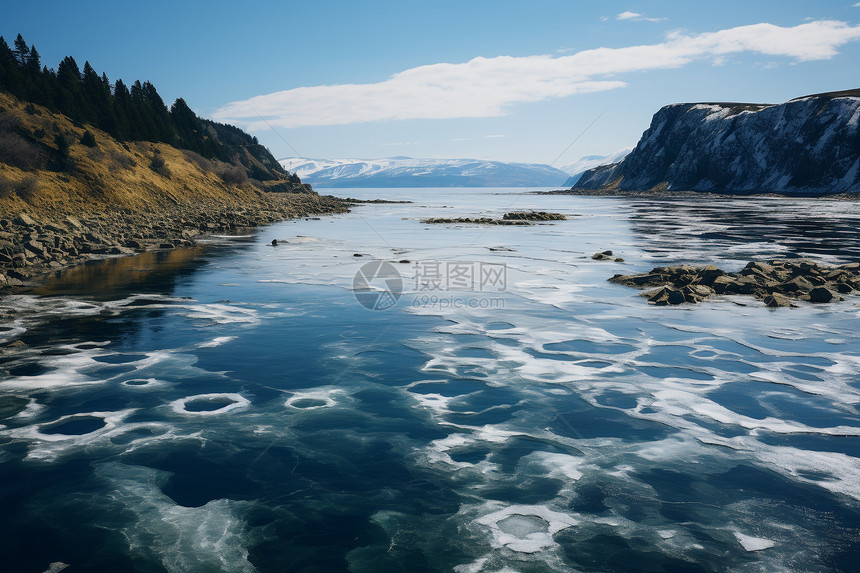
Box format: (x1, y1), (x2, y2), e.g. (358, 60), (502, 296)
(170, 393), (250, 416)
(473, 503), (577, 554)
(94, 462), (257, 573)
(1, 409), (175, 462)
(733, 531), (776, 551)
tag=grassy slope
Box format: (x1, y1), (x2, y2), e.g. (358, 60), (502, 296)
(0, 91), (299, 219)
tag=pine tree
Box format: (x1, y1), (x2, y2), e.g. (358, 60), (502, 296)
(13, 34), (28, 65)
(27, 46), (40, 72)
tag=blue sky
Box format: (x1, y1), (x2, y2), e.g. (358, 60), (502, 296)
(5, 1), (860, 165)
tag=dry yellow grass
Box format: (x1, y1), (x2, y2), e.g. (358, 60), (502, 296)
(0, 91), (284, 219)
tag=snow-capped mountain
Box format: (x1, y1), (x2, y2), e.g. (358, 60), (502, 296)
(558, 149), (632, 187)
(575, 89), (860, 194)
(279, 156), (570, 188)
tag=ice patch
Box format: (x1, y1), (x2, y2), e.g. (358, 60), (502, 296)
(198, 336), (238, 348)
(170, 393), (250, 416)
(94, 462), (257, 572)
(285, 388), (343, 410)
(122, 378), (162, 388)
(734, 531), (775, 551)
(180, 304), (260, 325)
(525, 452), (584, 481)
(476, 504), (578, 553)
(0, 409), (173, 461)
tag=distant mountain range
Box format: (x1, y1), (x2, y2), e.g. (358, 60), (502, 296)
(279, 153), (629, 188)
(574, 89), (860, 195)
(559, 149), (632, 187)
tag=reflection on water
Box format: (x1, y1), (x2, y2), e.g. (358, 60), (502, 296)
(33, 247), (211, 299)
(625, 197), (860, 262)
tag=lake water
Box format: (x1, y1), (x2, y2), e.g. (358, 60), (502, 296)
(2, 188), (860, 572)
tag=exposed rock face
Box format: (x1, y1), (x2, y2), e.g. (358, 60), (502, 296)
(576, 90), (860, 195)
(610, 260), (860, 306)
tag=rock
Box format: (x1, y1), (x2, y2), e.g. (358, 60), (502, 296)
(503, 211), (567, 221)
(682, 284), (714, 302)
(23, 241), (46, 257)
(609, 272), (664, 286)
(271, 239), (278, 246)
(809, 287), (834, 303)
(763, 293), (793, 308)
(108, 246), (136, 255)
(783, 276), (813, 293)
(711, 275), (740, 294)
(64, 216), (84, 230)
(614, 257), (625, 262)
(645, 287), (672, 305)
(158, 243), (175, 249)
(399, 259), (411, 264)
(609, 258), (858, 308)
(16, 213), (38, 226)
(742, 261), (774, 276)
(667, 289), (686, 305)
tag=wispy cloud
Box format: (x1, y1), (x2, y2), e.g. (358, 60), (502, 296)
(214, 20), (860, 130)
(617, 11), (667, 22)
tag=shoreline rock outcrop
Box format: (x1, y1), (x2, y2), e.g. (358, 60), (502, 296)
(610, 259), (860, 306)
(422, 211), (567, 225)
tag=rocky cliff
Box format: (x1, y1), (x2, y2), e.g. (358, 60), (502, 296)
(575, 89), (860, 195)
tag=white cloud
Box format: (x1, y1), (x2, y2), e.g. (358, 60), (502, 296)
(214, 20), (860, 130)
(617, 11), (666, 22)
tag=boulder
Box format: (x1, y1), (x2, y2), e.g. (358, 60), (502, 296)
(763, 293), (793, 308)
(782, 276), (814, 293)
(667, 289), (686, 305)
(809, 287), (834, 303)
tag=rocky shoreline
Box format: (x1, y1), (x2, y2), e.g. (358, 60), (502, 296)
(0, 193), (349, 294)
(610, 259), (860, 307)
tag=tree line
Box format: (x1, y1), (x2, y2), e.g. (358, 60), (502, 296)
(0, 33), (267, 165)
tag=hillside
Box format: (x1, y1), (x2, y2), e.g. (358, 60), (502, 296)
(280, 156), (571, 188)
(0, 90), (344, 292)
(574, 90), (860, 195)
(0, 34), (301, 185)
